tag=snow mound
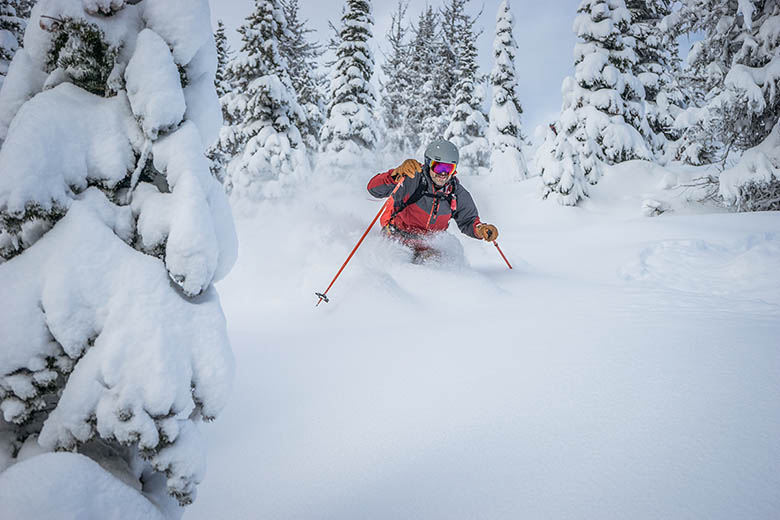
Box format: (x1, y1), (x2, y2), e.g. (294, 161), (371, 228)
(719, 121), (780, 211)
(621, 233), (780, 304)
(582, 160), (721, 216)
(0, 452), (166, 520)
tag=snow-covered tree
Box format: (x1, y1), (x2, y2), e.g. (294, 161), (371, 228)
(443, 0), (489, 174)
(438, 0), (466, 111)
(538, 0), (653, 205)
(280, 0), (325, 156)
(207, 20), (233, 182)
(667, 0), (780, 211)
(627, 0), (686, 158)
(221, 0), (309, 201)
(214, 20), (232, 98)
(0, 0), (33, 92)
(0, 0), (237, 512)
(665, 0), (780, 167)
(379, 1), (414, 155)
(488, 0), (528, 180)
(405, 5), (443, 153)
(320, 0), (377, 168)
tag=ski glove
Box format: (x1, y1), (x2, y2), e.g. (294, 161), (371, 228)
(476, 223), (498, 242)
(391, 159), (422, 182)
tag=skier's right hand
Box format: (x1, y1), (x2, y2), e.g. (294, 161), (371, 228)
(391, 159), (421, 182)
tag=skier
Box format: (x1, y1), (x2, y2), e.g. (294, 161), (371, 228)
(367, 139), (498, 260)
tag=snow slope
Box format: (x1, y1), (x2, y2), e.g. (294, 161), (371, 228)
(189, 163), (780, 519)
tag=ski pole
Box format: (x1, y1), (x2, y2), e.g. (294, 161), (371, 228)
(316, 182), (403, 306)
(493, 240), (512, 270)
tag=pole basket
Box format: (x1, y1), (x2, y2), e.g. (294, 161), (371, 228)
(315, 292), (330, 304)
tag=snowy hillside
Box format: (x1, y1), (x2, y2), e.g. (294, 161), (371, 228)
(189, 164), (780, 519)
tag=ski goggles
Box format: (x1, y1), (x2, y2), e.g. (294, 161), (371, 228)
(430, 161), (457, 175)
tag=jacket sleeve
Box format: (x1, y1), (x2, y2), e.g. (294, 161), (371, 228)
(367, 169), (398, 198)
(452, 184), (482, 239)
(367, 169), (417, 205)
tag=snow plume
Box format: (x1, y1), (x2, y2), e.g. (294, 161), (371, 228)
(219, 0), (310, 203)
(488, 0), (528, 181)
(319, 0), (378, 170)
(538, 0), (652, 206)
(0, 0), (237, 513)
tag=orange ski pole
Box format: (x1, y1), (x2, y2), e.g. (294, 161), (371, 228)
(316, 182), (403, 306)
(493, 241), (512, 269)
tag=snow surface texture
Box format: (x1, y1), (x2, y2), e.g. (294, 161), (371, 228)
(187, 160), (780, 520)
(0, 0), (236, 513)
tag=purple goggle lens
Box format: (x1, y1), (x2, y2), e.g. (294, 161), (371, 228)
(431, 161), (456, 175)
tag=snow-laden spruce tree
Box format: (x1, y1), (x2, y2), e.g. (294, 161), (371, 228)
(0, 0), (33, 92)
(672, 1), (780, 211)
(537, 0), (652, 205)
(319, 0), (377, 169)
(207, 19), (233, 183)
(488, 0), (528, 180)
(443, 0), (489, 175)
(280, 0), (324, 157)
(379, 1), (414, 155)
(665, 0), (780, 169)
(0, 0), (237, 514)
(214, 20), (232, 98)
(221, 0), (309, 202)
(626, 0), (685, 159)
(405, 5), (443, 154)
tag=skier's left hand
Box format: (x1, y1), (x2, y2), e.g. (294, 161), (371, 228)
(476, 223), (498, 242)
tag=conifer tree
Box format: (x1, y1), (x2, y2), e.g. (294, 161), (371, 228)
(214, 20), (232, 98)
(626, 0), (687, 159)
(280, 0), (325, 156)
(0, 0), (33, 92)
(320, 0), (377, 167)
(221, 0), (309, 201)
(537, 0), (652, 205)
(208, 20), (234, 182)
(666, 0), (780, 165)
(379, 1), (414, 155)
(438, 0), (466, 111)
(443, 0), (489, 174)
(405, 5), (442, 153)
(0, 0), (237, 508)
(488, 0), (528, 180)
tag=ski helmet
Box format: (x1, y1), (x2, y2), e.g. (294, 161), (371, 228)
(424, 139), (459, 165)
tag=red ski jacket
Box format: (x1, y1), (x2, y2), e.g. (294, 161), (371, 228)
(367, 168), (482, 238)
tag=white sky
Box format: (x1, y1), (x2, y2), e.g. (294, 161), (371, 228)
(208, 0), (584, 143)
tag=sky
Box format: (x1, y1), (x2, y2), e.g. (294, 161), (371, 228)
(208, 0), (585, 144)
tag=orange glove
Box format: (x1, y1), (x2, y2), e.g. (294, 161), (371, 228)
(391, 159), (422, 182)
(476, 223), (498, 242)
